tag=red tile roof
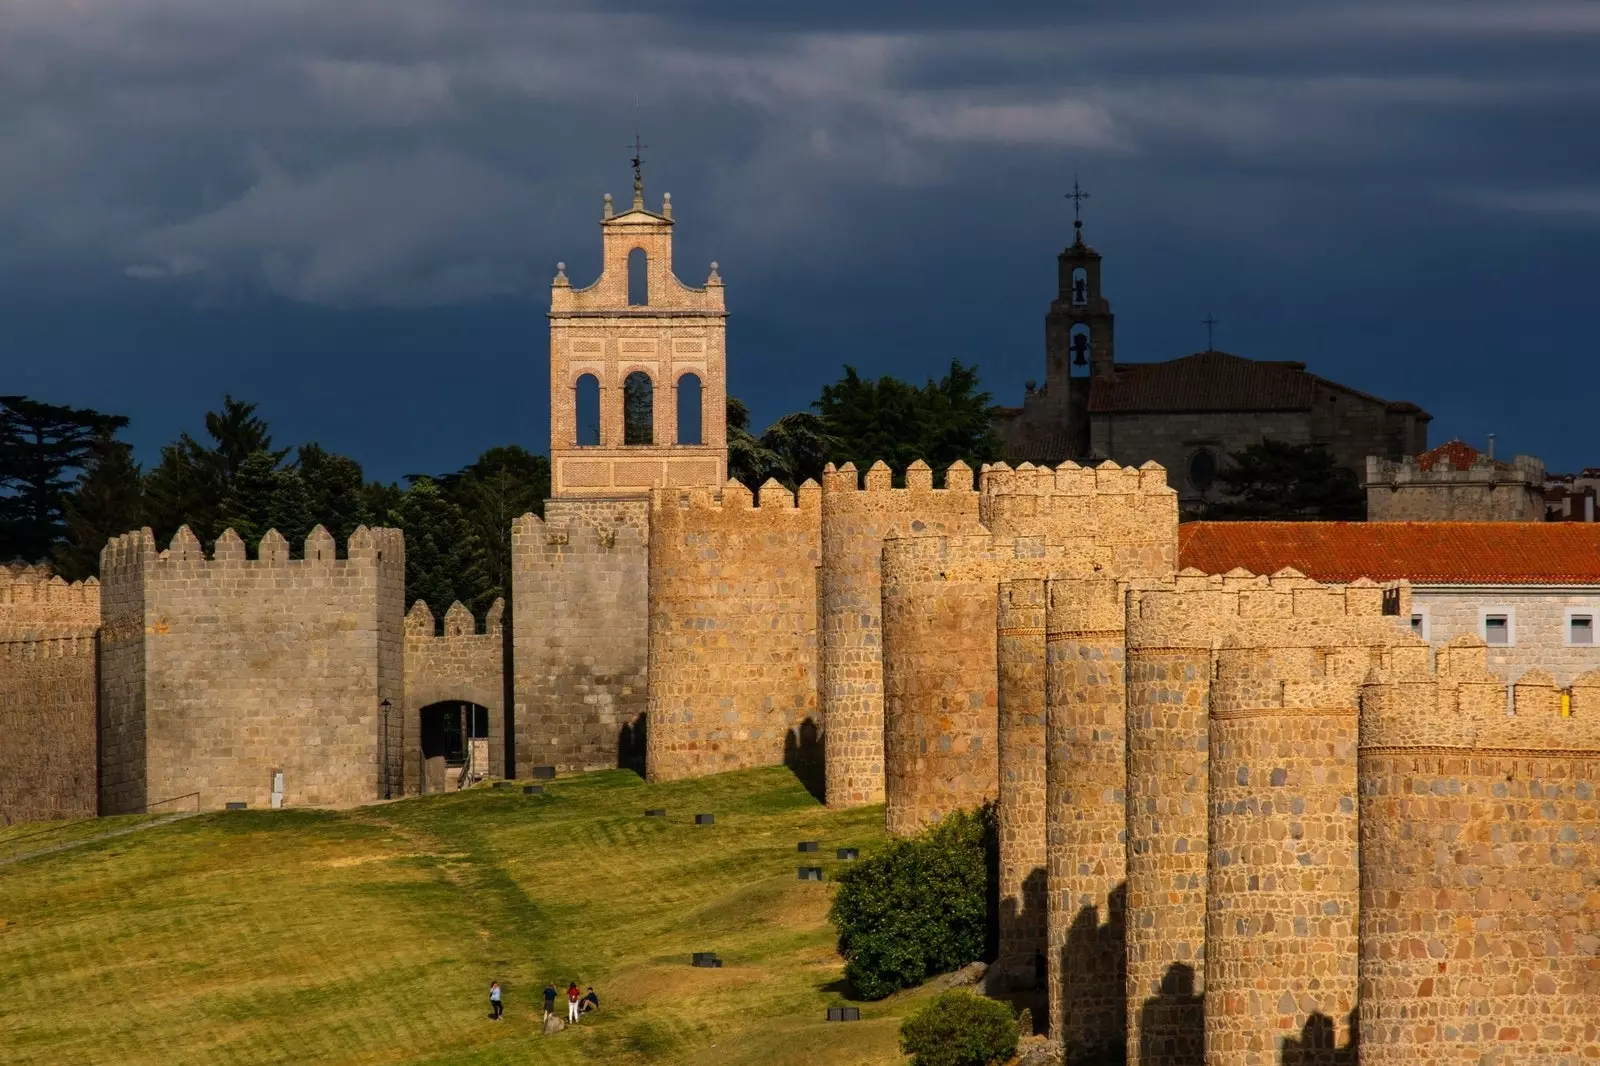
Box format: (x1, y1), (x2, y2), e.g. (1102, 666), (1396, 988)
(1413, 439), (1508, 471)
(1179, 521), (1600, 585)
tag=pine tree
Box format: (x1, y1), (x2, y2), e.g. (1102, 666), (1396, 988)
(392, 477), (490, 615)
(436, 445), (549, 610)
(52, 432), (145, 581)
(296, 444), (370, 549)
(219, 451), (283, 550)
(0, 396), (129, 562)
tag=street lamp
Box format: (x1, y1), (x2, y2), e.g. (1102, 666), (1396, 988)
(380, 698), (393, 799)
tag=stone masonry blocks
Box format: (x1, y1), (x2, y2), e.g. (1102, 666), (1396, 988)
(646, 479), (822, 782)
(996, 576), (1048, 986)
(820, 459), (981, 808)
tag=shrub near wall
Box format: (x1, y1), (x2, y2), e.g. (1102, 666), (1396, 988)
(827, 805), (995, 1000)
(900, 991), (1019, 1066)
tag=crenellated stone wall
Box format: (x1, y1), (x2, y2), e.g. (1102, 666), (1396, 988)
(645, 478), (822, 782)
(511, 498), (649, 776)
(1358, 638), (1600, 1065)
(819, 458), (982, 808)
(404, 598), (506, 792)
(97, 524), (404, 814)
(0, 565), (102, 824)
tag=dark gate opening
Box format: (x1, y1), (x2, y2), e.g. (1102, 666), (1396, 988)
(419, 701), (489, 794)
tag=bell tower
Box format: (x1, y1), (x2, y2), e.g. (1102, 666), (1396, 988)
(1038, 179), (1115, 457)
(547, 159), (728, 498)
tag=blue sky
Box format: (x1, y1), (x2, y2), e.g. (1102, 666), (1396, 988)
(3, 1), (1597, 481)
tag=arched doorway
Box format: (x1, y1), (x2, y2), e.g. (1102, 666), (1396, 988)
(419, 701), (490, 793)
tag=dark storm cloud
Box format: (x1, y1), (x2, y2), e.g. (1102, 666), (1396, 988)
(2, 0), (1598, 475)
(5, 0), (1597, 307)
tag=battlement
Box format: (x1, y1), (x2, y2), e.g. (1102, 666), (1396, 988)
(1127, 568), (1409, 649)
(819, 459), (979, 496)
(982, 458), (1174, 500)
(650, 477), (822, 517)
(100, 524), (402, 576)
(1360, 635), (1600, 751)
(405, 598), (505, 640)
(0, 568), (100, 637)
(1366, 450), (1545, 485)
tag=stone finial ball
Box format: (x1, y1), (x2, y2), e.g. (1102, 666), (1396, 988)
(603, 192), (613, 202)
(663, 192), (672, 201)
(557, 261), (566, 272)
(710, 261), (719, 271)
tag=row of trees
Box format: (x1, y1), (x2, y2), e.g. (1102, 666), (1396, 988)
(0, 394), (549, 619)
(0, 362), (1004, 613)
(3, 368), (1361, 612)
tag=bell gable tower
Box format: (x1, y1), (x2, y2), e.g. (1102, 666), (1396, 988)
(548, 173), (728, 498)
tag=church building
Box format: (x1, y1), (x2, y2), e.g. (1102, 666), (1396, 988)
(992, 206), (1431, 512)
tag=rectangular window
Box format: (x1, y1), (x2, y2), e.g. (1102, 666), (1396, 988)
(1570, 614), (1594, 645)
(1484, 614), (1510, 646)
(1410, 613), (1426, 636)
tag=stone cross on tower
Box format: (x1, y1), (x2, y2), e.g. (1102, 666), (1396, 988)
(1066, 175), (1090, 242)
(1203, 312), (1218, 352)
(629, 132), (648, 208)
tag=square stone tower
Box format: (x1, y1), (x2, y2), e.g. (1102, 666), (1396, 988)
(547, 176), (728, 496)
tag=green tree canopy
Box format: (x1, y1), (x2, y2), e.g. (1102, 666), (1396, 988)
(434, 445), (550, 610)
(389, 476), (492, 620)
(815, 360), (1001, 483)
(1205, 439), (1366, 520)
(0, 396), (129, 562)
(52, 432), (145, 581)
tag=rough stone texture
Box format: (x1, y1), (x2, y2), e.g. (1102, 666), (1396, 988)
(0, 634), (98, 824)
(1124, 582), (1214, 1066)
(882, 459), (1179, 838)
(996, 576), (1048, 986)
(511, 498), (649, 776)
(1043, 576), (1128, 1061)
(1204, 646), (1364, 1066)
(548, 187), (728, 497)
(1359, 640), (1600, 1065)
(645, 478), (821, 782)
(404, 598), (506, 791)
(1366, 450), (1546, 522)
(1413, 587), (1600, 687)
(819, 458), (981, 808)
(0, 566), (102, 824)
(96, 524), (404, 814)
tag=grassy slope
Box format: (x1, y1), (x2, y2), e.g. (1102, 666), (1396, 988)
(0, 768), (933, 1065)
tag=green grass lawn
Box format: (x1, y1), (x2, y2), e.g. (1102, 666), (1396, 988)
(0, 767), (936, 1065)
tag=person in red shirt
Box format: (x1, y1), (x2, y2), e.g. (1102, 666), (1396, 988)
(566, 981), (581, 1023)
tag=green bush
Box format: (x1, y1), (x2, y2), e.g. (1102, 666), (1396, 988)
(899, 991), (1018, 1066)
(827, 804), (995, 1000)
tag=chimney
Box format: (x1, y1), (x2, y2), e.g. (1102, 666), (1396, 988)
(1486, 433), (1496, 460)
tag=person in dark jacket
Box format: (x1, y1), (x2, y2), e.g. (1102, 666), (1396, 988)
(542, 982), (557, 1020)
(580, 986), (599, 1013)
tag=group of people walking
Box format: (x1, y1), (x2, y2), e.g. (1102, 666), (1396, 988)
(486, 979), (598, 1024)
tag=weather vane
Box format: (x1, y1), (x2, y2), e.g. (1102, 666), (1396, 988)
(629, 131), (647, 201)
(1203, 312), (1219, 351)
(1066, 175), (1090, 233)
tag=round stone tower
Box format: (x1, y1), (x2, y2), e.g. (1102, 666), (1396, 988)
(1359, 638), (1600, 1064)
(1043, 575), (1128, 1057)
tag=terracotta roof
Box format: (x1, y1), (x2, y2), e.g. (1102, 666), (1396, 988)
(1413, 439), (1508, 471)
(1089, 350), (1317, 413)
(1178, 521), (1600, 585)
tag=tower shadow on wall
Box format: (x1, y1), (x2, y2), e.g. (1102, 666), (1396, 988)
(1279, 1008), (1359, 1066)
(617, 714), (647, 777)
(1136, 962), (1203, 1066)
(993, 866), (1049, 1033)
(1059, 882), (1127, 1066)
(783, 717), (825, 803)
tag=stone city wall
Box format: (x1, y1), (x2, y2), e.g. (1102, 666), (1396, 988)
(0, 565), (101, 637)
(97, 524), (403, 814)
(996, 576), (1048, 989)
(646, 478), (821, 782)
(1358, 638), (1600, 1066)
(0, 633), (98, 825)
(511, 498), (649, 776)
(819, 458), (982, 808)
(404, 598), (506, 791)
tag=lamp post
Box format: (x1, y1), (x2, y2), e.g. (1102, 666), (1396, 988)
(380, 698), (393, 799)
